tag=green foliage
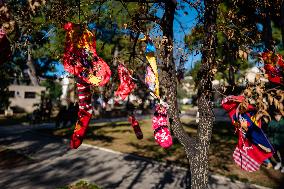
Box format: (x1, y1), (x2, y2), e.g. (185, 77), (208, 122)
(58, 180), (101, 189)
(40, 79), (62, 102)
(177, 85), (188, 99)
(186, 61), (201, 86)
(0, 63), (12, 110)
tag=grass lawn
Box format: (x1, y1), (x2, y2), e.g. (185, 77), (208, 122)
(38, 117), (283, 188)
(58, 180), (101, 189)
(0, 114), (29, 126)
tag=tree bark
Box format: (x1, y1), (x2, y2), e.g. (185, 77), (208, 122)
(161, 0), (217, 188)
(161, 0), (193, 153)
(192, 0), (218, 188)
(263, 3), (273, 51)
(27, 45), (39, 86)
(121, 0), (218, 188)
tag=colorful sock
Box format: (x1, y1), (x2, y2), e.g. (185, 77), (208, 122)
(70, 81), (93, 149)
(261, 51), (284, 86)
(115, 64), (136, 101)
(145, 66), (156, 93)
(152, 104), (173, 148)
(63, 22), (111, 86)
(128, 115), (143, 140)
(233, 130), (273, 172)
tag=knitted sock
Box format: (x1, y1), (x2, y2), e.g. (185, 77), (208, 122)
(152, 104), (173, 148)
(70, 81), (93, 149)
(128, 115), (143, 140)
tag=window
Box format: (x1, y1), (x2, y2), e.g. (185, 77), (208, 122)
(24, 92), (36, 99)
(9, 91), (15, 98)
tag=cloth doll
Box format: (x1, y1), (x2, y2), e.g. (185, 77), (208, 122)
(232, 112), (274, 153)
(115, 63), (136, 101)
(152, 104), (173, 148)
(145, 66), (156, 92)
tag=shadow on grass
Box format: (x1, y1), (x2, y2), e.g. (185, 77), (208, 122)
(127, 137), (187, 167)
(0, 114), (28, 126)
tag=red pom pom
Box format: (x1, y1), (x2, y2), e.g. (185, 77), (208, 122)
(64, 22), (73, 31)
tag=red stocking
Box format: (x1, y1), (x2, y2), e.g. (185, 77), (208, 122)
(70, 80), (93, 149)
(233, 130), (273, 172)
(128, 115), (143, 140)
(63, 22), (111, 87)
(115, 64), (136, 101)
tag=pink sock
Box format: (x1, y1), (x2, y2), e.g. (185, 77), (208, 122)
(152, 104), (173, 148)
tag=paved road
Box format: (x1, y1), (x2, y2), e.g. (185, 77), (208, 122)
(0, 125), (268, 189)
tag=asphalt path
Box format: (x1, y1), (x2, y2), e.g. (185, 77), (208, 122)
(0, 124), (268, 189)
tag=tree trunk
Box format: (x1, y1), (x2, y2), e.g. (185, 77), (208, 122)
(123, 0), (218, 188)
(161, 0), (193, 151)
(192, 0), (218, 188)
(27, 45), (39, 86)
(263, 4), (273, 51)
(160, 0), (217, 188)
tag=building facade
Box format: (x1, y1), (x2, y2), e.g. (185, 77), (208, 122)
(8, 85), (46, 113)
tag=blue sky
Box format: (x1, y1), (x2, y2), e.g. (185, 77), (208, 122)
(173, 3), (201, 69)
(53, 2), (200, 76)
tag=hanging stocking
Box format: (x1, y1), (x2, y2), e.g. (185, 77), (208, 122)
(236, 113), (274, 153)
(233, 130), (273, 172)
(63, 22), (111, 86)
(115, 64), (136, 101)
(145, 66), (156, 93)
(70, 80), (93, 149)
(222, 95), (274, 171)
(261, 51), (284, 86)
(128, 115), (143, 140)
(152, 104), (173, 148)
(142, 37), (160, 98)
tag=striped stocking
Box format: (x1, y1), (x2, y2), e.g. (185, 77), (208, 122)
(70, 80), (93, 149)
